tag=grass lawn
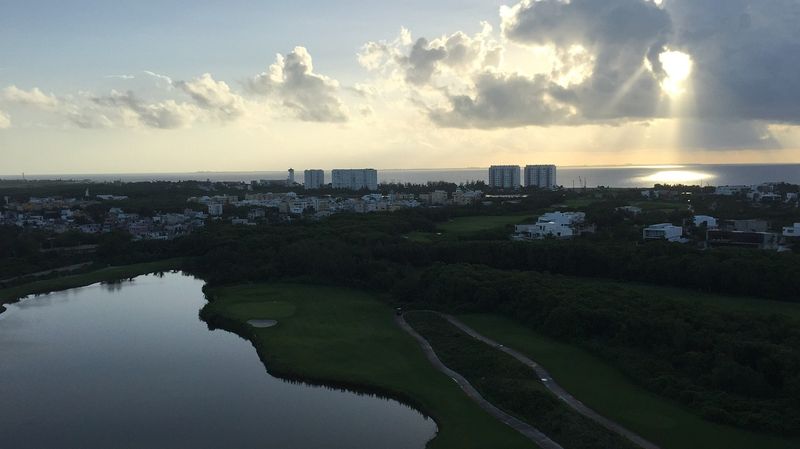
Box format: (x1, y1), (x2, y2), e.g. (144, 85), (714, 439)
(457, 313), (800, 449)
(405, 230), (446, 243)
(201, 283), (535, 449)
(631, 200), (690, 211)
(438, 213), (534, 234)
(563, 198), (599, 208)
(0, 258), (183, 305)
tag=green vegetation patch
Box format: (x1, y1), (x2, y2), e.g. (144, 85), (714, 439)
(405, 311), (638, 449)
(0, 258), (183, 304)
(437, 214), (532, 234)
(201, 283), (534, 449)
(458, 314), (800, 449)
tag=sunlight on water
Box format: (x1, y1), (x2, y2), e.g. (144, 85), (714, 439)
(639, 170), (716, 184)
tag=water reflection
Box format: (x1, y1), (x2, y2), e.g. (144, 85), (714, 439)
(0, 273), (436, 449)
(637, 169), (716, 185)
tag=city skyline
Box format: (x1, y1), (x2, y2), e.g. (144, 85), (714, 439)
(2, 0), (800, 174)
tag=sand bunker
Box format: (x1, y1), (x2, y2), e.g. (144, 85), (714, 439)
(247, 319), (278, 328)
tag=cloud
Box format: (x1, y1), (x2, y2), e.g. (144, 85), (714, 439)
(679, 120), (781, 151)
(366, 0), (800, 146)
(143, 70), (174, 89)
(78, 90), (202, 129)
(430, 72), (577, 128)
(359, 25), (503, 86)
(105, 74), (136, 80)
(174, 73), (245, 121)
(0, 110), (10, 129)
(247, 46), (348, 122)
(666, 0), (800, 124)
(360, 3), (672, 129)
(2, 85), (59, 109)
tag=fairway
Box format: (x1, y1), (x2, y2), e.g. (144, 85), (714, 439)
(438, 214), (533, 234)
(457, 314), (800, 449)
(201, 283), (535, 449)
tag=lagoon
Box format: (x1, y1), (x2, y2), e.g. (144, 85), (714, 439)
(0, 272), (436, 449)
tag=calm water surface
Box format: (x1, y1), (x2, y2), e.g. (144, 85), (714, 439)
(0, 272), (436, 449)
(5, 164), (799, 187)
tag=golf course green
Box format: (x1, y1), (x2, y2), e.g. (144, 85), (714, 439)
(200, 283), (535, 449)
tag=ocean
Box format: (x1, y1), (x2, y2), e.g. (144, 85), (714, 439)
(3, 164), (799, 188)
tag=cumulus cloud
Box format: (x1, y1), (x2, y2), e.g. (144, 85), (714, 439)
(247, 46), (348, 122)
(359, 24), (503, 86)
(174, 73), (245, 121)
(2, 85), (59, 110)
(431, 72), (577, 128)
(85, 90), (202, 129)
(0, 110), (10, 129)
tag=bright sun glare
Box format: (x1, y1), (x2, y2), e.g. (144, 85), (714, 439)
(659, 50), (693, 97)
(641, 170), (715, 184)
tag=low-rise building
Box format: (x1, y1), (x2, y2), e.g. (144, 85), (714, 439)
(783, 223), (800, 238)
(513, 211), (586, 240)
(721, 219), (769, 233)
(208, 203), (224, 216)
(643, 223), (683, 242)
(707, 229), (780, 250)
(616, 206), (643, 216)
(693, 215), (718, 228)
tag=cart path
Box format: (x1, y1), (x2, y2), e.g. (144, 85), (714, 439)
(441, 313), (660, 449)
(396, 313), (563, 449)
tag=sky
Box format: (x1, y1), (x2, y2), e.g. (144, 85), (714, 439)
(1, 0), (800, 174)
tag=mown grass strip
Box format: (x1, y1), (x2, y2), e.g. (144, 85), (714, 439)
(405, 311), (640, 449)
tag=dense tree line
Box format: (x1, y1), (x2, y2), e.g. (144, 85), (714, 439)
(377, 239), (800, 302)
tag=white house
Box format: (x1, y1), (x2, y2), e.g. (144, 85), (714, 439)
(538, 211), (585, 226)
(715, 185), (751, 196)
(513, 211), (585, 240)
(693, 215), (718, 228)
(643, 223), (683, 242)
(783, 223), (800, 238)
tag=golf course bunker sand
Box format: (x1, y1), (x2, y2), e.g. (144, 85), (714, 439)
(247, 319), (278, 328)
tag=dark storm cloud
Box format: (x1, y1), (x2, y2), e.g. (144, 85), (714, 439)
(667, 0), (800, 123)
(431, 0), (673, 128)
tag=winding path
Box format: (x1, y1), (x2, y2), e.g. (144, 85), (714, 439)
(439, 312), (661, 449)
(396, 313), (564, 449)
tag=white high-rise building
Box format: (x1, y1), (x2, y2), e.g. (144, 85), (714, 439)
(488, 165), (521, 189)
(331, 169), (378, 191)
(524, 165), (557, 189)
(287, 168), (296, 185)
(304, 169), (325, 190)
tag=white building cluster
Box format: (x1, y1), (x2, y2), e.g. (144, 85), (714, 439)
(513, 211), (586, 240)
(1, 195), (206, 240)
(188, 187), (484, 224)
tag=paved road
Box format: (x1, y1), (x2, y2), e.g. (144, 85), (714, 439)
(395, 313), (564, 449)
(441, 313), (661, 449)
